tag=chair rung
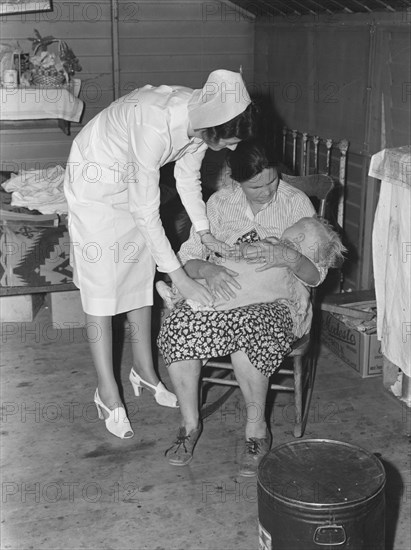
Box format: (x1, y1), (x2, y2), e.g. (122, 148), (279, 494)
(202, 377), (239, 387)
(204, 363), (300, 392)
(202, 377), (295, 392)
(204, 365), (295, 379)
(206, 361), (234, 370)
(277, 368), (294, 375)
(269, 384), (294, 391)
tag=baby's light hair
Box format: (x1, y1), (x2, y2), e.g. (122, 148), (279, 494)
(282, 216), (347, 268)
(307, 216), (347, 268)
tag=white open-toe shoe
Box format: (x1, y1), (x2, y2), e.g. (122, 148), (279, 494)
(129, 368), (179, 408)
(94, 389), (134, 439)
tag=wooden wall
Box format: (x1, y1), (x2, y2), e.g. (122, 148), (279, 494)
(117, 0), (254, 93)
(380, 28), (411, 148)
(254, 11), (410, 290)
(2, 3), (408, 291)
(0, 0), (254, 171)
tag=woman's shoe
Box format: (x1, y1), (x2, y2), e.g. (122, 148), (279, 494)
(238, 432), (272, 477)
(165, 424), (203, 466)
(94, 389), (134, 439)
(129, 368), (179, 408)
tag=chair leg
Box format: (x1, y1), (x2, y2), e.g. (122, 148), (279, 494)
(293, 355), (304, 438)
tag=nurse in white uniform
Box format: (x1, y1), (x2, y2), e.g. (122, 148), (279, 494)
(64, 69), (256, 439)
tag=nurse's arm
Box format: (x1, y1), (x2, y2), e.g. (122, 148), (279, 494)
(174, 144), (209, 232)
(127, 123), (184, 273)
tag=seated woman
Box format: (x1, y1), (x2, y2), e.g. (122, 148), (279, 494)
(157, 141), (345, 476)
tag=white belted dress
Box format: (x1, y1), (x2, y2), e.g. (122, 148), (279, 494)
(64, 85), (210, 316)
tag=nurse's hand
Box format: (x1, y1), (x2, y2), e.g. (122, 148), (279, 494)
(169, 268), (214, 307)
(200, 263), (241, 302)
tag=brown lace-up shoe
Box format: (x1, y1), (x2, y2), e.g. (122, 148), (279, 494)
(165, 424), (203, 466)
(238, 434), (272, 477)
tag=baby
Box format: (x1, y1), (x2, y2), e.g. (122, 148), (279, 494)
(156, 217), (346, 311)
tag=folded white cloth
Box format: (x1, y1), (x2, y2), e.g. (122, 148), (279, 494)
(2, 165), (68, 214)
(0, 85), (83, 122)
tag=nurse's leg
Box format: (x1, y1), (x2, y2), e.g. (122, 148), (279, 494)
(128, 306), (178, 407)
(86, 313), (121, 410)
(127, 306), (158, 385)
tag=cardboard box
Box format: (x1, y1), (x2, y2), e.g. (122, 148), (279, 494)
(321, 309), (383, 378)
(0, 293), (43, 322)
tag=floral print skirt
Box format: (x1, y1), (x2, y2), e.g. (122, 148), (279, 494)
(157, 301), (295, 377)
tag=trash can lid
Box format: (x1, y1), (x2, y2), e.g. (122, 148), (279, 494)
(257, 439), (385, 506)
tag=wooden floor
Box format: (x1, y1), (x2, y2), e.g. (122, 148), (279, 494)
(1, 303), (410, 550)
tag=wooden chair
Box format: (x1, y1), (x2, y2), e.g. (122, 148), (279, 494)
(200, 173), (337, 438)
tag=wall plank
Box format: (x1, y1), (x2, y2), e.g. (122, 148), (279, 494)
(118, 20), (254, 38)
(386, 29), (411, 147)
(117, 0), (254, 95)
(0, 128), (78, 170)
(120, 36), (253, 55)
(119, 54), (254, 74)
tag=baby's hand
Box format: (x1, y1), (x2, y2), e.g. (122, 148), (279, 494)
(237, 242), (262, 259)
(263, 236), (281, 244)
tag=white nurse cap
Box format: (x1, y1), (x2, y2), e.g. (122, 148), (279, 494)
(188, 69), (251, 129)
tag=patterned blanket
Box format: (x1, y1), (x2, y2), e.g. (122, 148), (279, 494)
(0, 222), (73, 288)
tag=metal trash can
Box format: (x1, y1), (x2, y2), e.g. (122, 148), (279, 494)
(257, 439), (385, 549)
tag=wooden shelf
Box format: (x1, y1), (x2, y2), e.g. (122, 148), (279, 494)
(0, 119), (71, 135)
(0, 282), (77, 297)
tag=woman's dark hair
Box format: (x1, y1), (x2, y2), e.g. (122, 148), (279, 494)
(202, 103), (259, 144)
(228, 140), (275, 183)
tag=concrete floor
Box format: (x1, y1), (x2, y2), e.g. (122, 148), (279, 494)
(1, 302), (410, 550)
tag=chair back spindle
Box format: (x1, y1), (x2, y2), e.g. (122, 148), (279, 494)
(337, 139), (349, 229)
(302, 132), (309, 175)
(313, 136), (320, 174)
(292, 129), (298, 172)
(281, 126), (349, 244)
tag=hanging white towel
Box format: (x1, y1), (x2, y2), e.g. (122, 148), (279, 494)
(370, 146), (411, 376)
